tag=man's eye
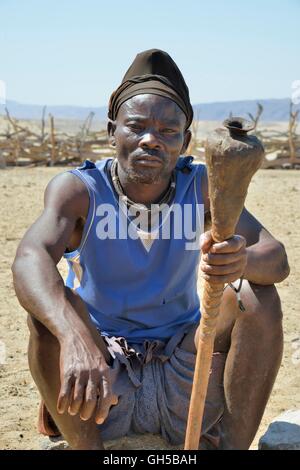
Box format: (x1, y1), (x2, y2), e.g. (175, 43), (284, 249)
(128, 123), (143, 131)
(161, 128), (176, 134)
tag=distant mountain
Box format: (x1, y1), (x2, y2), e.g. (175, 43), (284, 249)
(193, 99), (299, 122)
(0, 100), (108, 122)
(0, 98), (299, 122)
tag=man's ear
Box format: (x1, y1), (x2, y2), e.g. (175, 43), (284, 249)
(181, 129), (192, 154)
(107, 119), (116, 147)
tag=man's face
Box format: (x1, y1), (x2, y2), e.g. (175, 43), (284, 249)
(109, 94), (191, 184)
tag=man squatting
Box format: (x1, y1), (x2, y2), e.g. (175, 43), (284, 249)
(12, 49), (290, 450)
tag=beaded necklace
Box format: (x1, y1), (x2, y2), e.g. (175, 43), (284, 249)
(110, 158), (176, 213)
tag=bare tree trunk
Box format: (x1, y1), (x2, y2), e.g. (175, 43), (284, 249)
(41, 106), (47, 143)
(248, 102), (263, 131)
(49, 114), (56, 166)
(288, 101), (299, 166)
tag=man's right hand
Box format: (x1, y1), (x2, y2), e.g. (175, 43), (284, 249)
(57, 333), (118, 424)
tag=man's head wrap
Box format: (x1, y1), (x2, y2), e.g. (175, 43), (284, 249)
(108, 49), (193, 129)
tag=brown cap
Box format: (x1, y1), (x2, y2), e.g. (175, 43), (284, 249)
(108, 49), (193, 129)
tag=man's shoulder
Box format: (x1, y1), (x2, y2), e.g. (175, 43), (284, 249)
(44, 170), (89, 218)
(192, 160), (208, 212)
(76, 158), (112, 173)
(46, 170), (87, 195)
(176, 155), (206, 173)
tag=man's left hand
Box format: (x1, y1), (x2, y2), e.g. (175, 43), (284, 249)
(200, 231), (247, 284)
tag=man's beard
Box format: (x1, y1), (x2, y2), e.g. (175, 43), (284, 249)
(122, 159), (170, 184)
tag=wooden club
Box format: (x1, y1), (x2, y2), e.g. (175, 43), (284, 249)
(184, 118), (265, 450)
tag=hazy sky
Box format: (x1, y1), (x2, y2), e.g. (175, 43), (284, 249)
(1, 0), (299, 106)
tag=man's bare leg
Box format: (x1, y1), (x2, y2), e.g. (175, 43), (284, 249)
(27, 287), (111, 450)
(181, 281), (283, 449)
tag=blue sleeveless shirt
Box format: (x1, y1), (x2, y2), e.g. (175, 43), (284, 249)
(64, 156), (205, 344)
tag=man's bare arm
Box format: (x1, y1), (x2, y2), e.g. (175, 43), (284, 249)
(236, 208), (289, 285)
(11, 172), (117, 423)
(11, 172), (90, 341)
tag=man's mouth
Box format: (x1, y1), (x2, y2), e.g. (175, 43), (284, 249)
(134, 154), (164, 167)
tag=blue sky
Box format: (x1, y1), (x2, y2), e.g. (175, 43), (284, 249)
(0, 0), (299, 106)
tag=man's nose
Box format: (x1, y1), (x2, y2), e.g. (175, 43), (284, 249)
(139, 130), (162, 149)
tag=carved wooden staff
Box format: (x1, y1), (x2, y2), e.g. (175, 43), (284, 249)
(184, 118), (265, 450)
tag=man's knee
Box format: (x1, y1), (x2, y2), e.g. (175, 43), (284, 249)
(241, 282), (283, 332)
(27, 287), (87, 340)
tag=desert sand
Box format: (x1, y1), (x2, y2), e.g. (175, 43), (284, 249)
(0, 165), (299, 450)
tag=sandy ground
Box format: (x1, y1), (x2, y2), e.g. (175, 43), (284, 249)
(0, 165), (299, 450)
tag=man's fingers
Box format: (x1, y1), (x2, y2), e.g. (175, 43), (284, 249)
(201, 233), (246, 256)
(202, 248), (246, 266)
(95, 378), (118, 425)
(201, 270), (242, 285)
(95, 395), (118, 425)
(68, 375), (86, 416)
(201, 260), (244, 276)
(210, 236), (246, 254)
(79, 379), (98, 421)
(57, 376), (75, 414)
(200, 231), (213, 254)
